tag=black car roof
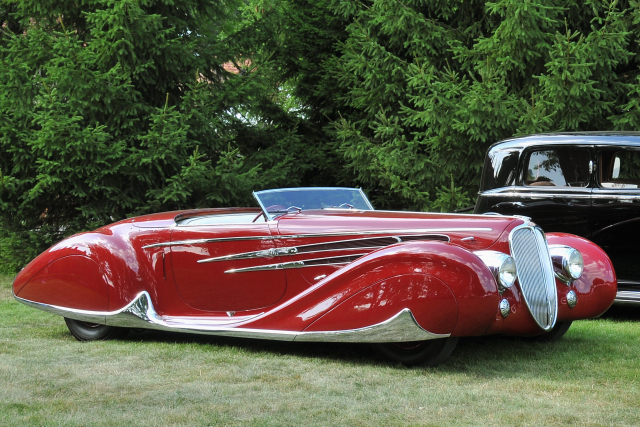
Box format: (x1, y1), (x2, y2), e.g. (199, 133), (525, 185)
(489, 132), (640, 151)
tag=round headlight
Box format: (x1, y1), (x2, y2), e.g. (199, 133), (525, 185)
(498, 255), (517, 290)
(475, 251), (517, 292)
(566, 249), (584, 279)
(549, 245), (584, 284)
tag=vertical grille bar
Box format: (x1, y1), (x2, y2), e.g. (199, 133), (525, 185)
(509, 225), (557, 330)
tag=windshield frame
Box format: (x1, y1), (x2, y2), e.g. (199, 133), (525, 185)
(253, 187), (374, 221)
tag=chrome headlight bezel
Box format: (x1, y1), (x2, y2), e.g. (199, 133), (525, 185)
(548, 245), (584, 284)
(475, 250), (517, 293)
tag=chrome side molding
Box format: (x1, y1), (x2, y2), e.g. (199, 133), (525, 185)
(142, 228), (485, 249)
(14, 292), (449, 343)
(224, 254), (366, 273)
(295, 309), (449, 343)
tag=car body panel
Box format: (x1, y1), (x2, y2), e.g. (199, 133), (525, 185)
(14, 188), (617, 347)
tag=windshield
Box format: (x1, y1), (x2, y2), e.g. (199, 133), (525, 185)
(253, 187), (374, 220)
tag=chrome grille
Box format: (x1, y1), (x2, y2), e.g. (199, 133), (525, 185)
(509, 225), (557, 331)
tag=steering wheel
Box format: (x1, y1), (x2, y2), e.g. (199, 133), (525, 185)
(338, 203), (355, 209)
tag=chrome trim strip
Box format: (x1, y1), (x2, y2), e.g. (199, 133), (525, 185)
(224, 254), (366, 273)
(14, 293), (448, 343)
(614, 291), (640, 304)
(13, 292), (262, 327)
(295, 309), (449, 342)
(226, 260), (307, 273)
(481, 192), (593, 199)
(198, 246), (300, 263)
(197, 234), (450, 264)
(480, 188), (640, 200)
(143, 228), (488, 249)
(200, 246), (371, 264)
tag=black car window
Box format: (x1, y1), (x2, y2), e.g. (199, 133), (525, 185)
(480, 149), (519, 191)
(525, 149), (590, 187)
(600, 149), (640, 189)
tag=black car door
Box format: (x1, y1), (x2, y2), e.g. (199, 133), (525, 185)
(590, 146), (640, 287)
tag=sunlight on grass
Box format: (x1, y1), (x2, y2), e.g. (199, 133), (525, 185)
(2, 274), (640, 426)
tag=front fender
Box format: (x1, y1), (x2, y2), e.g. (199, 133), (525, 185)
(546, 233), (617, 320)
(246, 241), (501, 336)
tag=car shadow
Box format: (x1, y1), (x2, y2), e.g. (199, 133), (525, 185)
(123, 328), (379, 366)
(600, 303), (640, 321)
(118, 325), (616, 372)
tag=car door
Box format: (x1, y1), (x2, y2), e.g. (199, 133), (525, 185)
(170, 212), (287, 312)
(488, 146), (594, 236)
(590, 146), (640, 286)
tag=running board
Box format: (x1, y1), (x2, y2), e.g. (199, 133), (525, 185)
(14, 292), (449, 343)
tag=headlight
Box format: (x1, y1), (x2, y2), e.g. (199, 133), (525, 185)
(475, 251), (517, 292)
(549, 245), (584, 284)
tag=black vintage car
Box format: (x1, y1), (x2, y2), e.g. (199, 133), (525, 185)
(474, 132), (640, 303)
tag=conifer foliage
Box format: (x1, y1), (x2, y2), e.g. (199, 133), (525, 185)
(0, 0), (326, 271)
(289, 0), (640, 211)
(3, 0), (640, 272)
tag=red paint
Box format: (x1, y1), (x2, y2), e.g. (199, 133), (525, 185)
(12, 208), (618, 339)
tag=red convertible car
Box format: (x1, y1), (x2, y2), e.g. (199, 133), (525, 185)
(13, 187), (617, 366)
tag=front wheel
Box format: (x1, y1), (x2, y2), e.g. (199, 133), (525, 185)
(64, 318), (129, 341)
(532, 321), (572, 342)
(373, 337), (459, 367)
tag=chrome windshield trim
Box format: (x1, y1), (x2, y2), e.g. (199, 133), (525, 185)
(143, 229), (486, 249)
(14, 293), (448, 343)
(252, 190), (274, 221)
(253, 187), (375, 221)
(358, 188), (375, 210)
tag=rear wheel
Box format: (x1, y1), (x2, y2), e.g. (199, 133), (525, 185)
(64, 318), (129, 341)
(373, 337), (459, 366)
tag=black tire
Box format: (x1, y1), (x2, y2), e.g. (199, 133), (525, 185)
(64, 318), (129, 341)
(373, 337), (459, 367)
(532, 321), (572, 342)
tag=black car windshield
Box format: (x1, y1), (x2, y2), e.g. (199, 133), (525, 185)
(253, 187), (374, 220)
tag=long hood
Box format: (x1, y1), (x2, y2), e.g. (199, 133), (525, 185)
(275, 210), (523, 249)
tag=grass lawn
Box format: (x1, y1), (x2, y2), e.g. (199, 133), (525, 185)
(2, 273), (639, 426)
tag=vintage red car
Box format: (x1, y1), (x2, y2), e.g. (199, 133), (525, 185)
(13, 187), (617, 366)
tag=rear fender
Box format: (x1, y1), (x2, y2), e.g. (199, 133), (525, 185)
(13, 225), (168, 312)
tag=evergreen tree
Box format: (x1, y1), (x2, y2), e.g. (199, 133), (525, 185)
(0, 0), (329, 272)
(281, 0), (640, 211)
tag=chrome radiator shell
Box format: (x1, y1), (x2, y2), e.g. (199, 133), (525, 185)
(509, 225), (558, 331)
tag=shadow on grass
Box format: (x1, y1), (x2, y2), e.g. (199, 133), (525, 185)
(600, 304), (640, 322)
(122, 328), (381, 366)
(111, 325), (602, 373)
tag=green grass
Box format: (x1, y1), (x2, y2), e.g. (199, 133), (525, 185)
(2, 274), (640, 426)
